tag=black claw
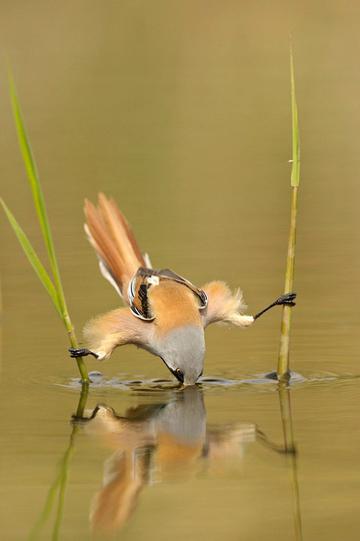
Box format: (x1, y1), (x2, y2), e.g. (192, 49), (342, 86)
(276, 292), (297, 306)
(69, 347), (96, 358)
(69, 348), (84, 358)
(254, 292), (297, 321)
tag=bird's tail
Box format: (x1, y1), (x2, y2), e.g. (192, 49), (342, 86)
(84, 193), (150, 298)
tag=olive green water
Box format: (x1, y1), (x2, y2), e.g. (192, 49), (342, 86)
(1, 2), (360, 540)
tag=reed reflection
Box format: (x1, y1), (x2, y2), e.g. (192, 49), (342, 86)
(81, 387), (257, 536)
(278, 384), (303, 541)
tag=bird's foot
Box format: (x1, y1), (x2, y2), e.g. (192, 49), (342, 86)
(69, 348), (98, 359)
(275, 292), (297, 307)
(253, 292), (297, 321)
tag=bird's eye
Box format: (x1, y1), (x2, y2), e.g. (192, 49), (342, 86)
(175, 368), (184, 383)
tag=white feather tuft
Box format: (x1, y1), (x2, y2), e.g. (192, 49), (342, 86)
(143, 252), (152, 268)
(98, 260), (123, 297)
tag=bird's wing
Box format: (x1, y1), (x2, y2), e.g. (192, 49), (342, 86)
(201, 281), (254, 328)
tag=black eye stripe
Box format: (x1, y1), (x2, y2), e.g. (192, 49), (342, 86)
(138, 283), (149, 318)
(198, 290), (208, 310)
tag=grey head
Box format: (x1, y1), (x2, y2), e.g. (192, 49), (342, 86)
(157, 325), (205, 386)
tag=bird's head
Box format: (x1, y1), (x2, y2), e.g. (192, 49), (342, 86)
(159, 325), (206, 385)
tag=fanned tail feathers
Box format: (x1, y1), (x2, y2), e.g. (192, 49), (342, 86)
(84, 193), (148, 297)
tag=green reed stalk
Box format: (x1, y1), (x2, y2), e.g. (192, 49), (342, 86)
(3, 75), (89, 383)
(277, 49), (300, 381)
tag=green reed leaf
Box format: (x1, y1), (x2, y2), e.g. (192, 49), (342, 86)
(1, 198), (61, 316)
(9, 75), (66, 315)
(8, 73), (90, 383)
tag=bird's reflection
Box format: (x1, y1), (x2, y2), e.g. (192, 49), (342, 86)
(80, 387), (257, 536)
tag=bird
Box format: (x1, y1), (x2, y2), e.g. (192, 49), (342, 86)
(69, 193), (296, 385)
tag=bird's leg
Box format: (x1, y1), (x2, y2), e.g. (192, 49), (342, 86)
(253, 292), (296, 321)
(69, 348), (99, 359)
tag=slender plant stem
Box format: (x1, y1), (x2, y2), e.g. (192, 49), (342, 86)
(277, 47), (300, 381)
(278, 186), (298, 380)
(65, 320), (89, 383)
(75, 381), (90, 418)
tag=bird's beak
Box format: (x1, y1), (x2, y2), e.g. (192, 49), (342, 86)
(169, 367), (184, 384)
(160, 357), (184, 384)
